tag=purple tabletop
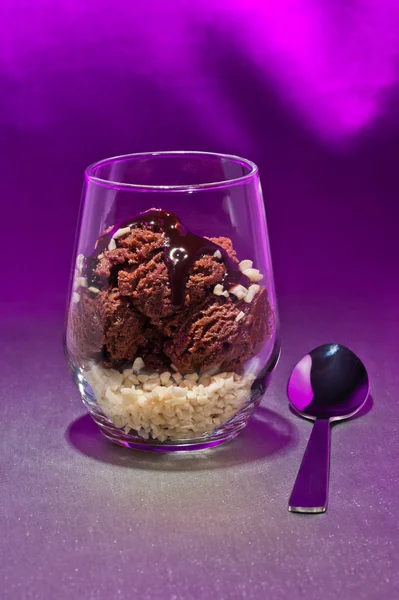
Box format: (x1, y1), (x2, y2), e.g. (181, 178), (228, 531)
(1, 2), (399, 599)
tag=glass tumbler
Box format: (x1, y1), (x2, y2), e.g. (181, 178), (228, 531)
(65, 151), (280, 451)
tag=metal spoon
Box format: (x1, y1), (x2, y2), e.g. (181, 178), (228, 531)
(287, 343), (369, 513)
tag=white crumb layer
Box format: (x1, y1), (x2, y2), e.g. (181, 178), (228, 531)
(212, 259), (264, 302)
(85, 365), (256, 442)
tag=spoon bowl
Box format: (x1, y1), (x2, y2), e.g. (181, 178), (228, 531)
(287, 343), (369, 513)
(288, 343), (369, 421)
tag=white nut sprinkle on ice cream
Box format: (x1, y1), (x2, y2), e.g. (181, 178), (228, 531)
(213, 284), (224, 296)
(239, 259), (253, 272)
(113, 226), (131, 239)
(243, 268), (263, 282)
(229, 284), (248, 300)
(88, 286), (100, 294)
(235, 311), (245, 322)
(213, 250), (222, 260)
(108, 238), (117, 251)
(72, 292), (80, 303)
(244, 284), (260, 303)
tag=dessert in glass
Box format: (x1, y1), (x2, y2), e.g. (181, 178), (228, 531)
(65, 151), (280, 451)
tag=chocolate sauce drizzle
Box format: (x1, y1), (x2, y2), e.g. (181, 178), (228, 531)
(86, 209), (248, 310)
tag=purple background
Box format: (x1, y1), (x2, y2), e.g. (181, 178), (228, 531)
(1, 2), (399, 599)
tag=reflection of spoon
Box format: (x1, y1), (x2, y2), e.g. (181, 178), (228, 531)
(287, 344), (369, 514)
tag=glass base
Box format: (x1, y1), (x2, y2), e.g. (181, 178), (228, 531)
(91, 410), (249, 452)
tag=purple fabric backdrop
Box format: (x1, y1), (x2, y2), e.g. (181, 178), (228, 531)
(2, 0), (398, 315)
(1, 2), (399, 599)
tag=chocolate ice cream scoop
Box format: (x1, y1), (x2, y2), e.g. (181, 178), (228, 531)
(69, 209), (275, 372)
(67, 287), (165, 367)
(86, 209), (249, 309)
(118, 235), (239, 320)
(161, 288), (275, 374)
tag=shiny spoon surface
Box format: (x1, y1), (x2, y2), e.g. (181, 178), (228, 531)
(287, 343), (369, 513)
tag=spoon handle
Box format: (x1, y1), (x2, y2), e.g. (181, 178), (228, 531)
(289, 418), (330, 513)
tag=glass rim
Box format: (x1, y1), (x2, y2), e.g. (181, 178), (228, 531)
(85, 150), (259, 192)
